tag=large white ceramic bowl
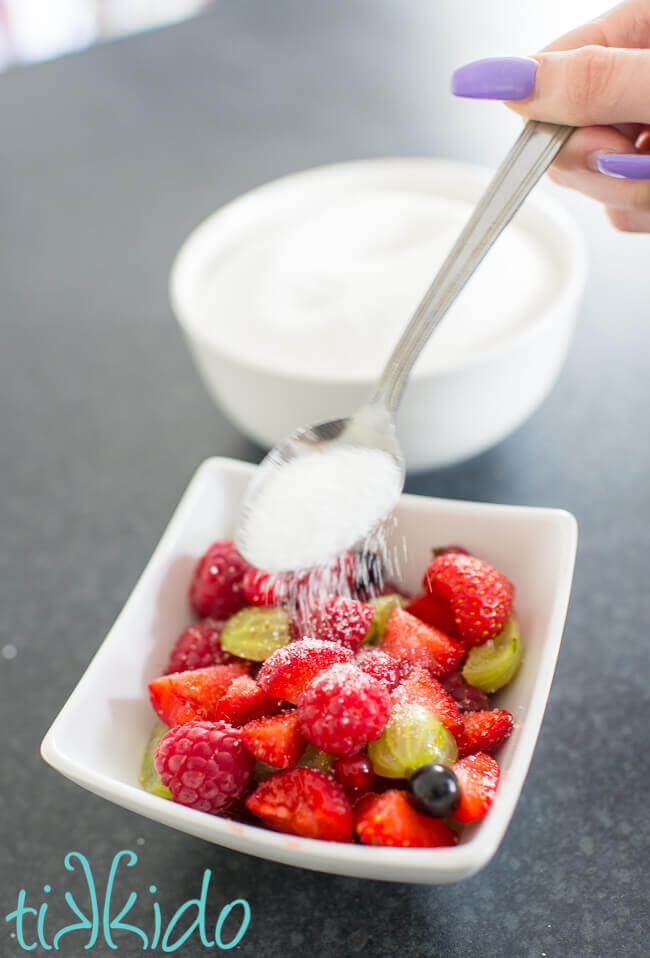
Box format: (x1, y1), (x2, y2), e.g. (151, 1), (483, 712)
(42, 458), (577, 884)
(170, 159), (587, 471)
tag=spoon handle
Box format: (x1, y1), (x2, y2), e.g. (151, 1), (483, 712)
(371, 121), (574, 413)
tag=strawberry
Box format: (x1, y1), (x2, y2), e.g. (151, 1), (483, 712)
(455, 709), (514, 758)
(405, 592), (459, 637)
(355, 790), (458, 848)
(426, 553), (513, 646)
(214, 674), (282, 726)
(242, 552), (360, 607)
(451, 752), (500, 823)
(148, 662), (249, 726)
(240, 711), (306, 769)
(380, 608), (466, 678)
(392, 667), (463, 736)
(256, 638), (353, 704)
(246, 768), (354, 842)
(291, 596), (375, 651)
(241, 568), (289, 606)
(430, 545), (469, 560)
(189, 541), (251, 619)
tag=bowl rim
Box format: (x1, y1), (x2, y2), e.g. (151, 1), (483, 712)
(41, 457), (578, 883)
(169, 156), (588, 385)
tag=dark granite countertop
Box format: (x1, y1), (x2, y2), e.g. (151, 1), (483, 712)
(1, 3), (648, 956)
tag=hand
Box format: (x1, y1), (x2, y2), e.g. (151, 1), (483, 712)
(451, 0), (650, 232)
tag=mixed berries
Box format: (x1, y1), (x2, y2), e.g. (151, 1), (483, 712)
(140, 539), (521, 848)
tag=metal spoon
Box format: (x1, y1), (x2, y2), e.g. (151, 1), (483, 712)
(235, 121), (574, 571)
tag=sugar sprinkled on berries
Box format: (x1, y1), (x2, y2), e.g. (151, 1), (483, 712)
(298, 663), (391, 757)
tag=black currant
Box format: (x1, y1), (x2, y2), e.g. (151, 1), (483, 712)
(409, 763), (460, 818)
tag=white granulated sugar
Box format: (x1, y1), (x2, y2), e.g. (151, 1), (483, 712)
(239, 445), (402, 572)
(200, 189), (556, 379)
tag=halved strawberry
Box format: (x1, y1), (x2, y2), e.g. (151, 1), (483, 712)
(242, 553), (360, 607)
(405, 592), (459, 637)
(292, 596), (375, 651)
(451, 752), (500, 823)
(455, 709), (514, 758)
(392, 667), (463, 736)
(239, 710), (306, 769)
(148, 662), (249, 726)
(256, 639), (354, 704)
(380, 608), (466, 678)
(246, 767), (354, 841)
(214, 674), (282, 726)
(241, 568), (289, 606)
(426, 552), (513, 646)
(355, 790), (458, 848)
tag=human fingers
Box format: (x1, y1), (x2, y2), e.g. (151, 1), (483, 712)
(605, 205), (650, 230)
(541, 0), (650, 52)
(451, 47), (650, 126)
(550, 124), (635, 176)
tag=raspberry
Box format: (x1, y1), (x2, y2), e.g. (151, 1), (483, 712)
(298, 663), (390, 757)
(165, 619), (235, 674)
(154, 720), (253, 813)
(245, 768), (353, 842)
(189, 541), (251, 619)
(291, 596), (374, 651)
(355, 648), (402, 691)
(426, 552), (513, 646)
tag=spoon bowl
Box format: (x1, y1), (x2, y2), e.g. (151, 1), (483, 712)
(235, 122), (573, 571)
(235, 404), (405, 572)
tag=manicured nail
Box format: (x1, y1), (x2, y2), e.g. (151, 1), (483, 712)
(451, 57), (536, 101)
(596, 154), (650, 180)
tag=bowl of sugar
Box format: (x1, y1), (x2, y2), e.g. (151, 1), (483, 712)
(170, 158), (587, 471)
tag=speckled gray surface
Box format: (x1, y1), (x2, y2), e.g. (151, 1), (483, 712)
(1, 3), (649, 956)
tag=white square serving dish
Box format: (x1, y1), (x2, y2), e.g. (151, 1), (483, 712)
(41, 457), (577, 884)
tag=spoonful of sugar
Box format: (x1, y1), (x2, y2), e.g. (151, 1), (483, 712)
(235, 121), (573, 572)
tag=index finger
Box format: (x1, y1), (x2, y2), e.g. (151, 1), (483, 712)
(542, 0), (650, 52)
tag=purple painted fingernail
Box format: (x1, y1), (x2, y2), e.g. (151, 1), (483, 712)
(596, 154), (650, 179)
(451, 57), (537, 101)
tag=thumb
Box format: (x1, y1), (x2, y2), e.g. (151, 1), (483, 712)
(452, 47), (650, 126)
